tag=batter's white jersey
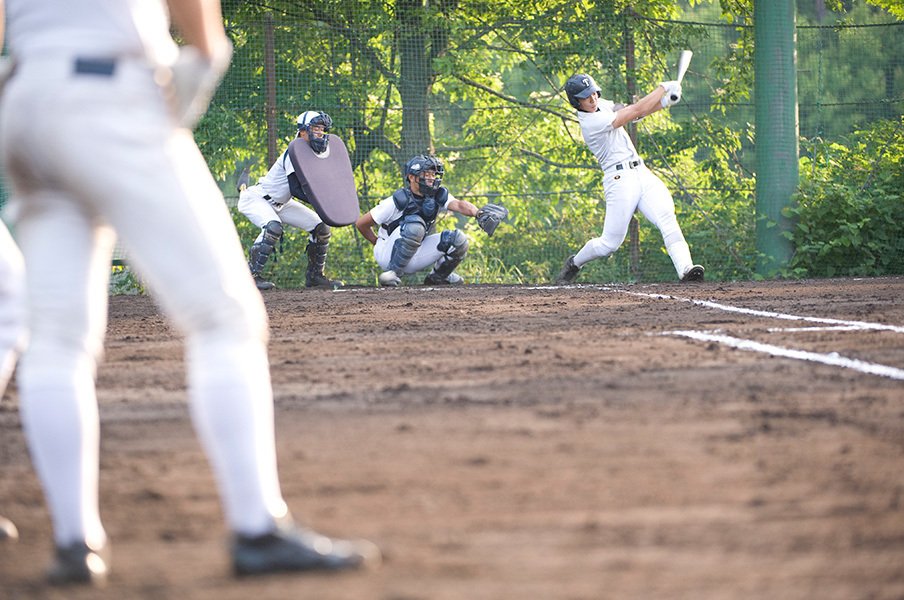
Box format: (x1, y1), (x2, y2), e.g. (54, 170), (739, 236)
(368, 192), (457, 273)
(577, 100), (640, 171)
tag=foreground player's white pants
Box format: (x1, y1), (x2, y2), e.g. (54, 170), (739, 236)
(574, 164), (694, 278)
(0, 56), (289, 547)
(0, 221), (25, 393)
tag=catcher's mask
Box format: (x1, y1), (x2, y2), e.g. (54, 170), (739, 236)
(296, 110), (333, 154)
(405, 154), (444, 198)
(564, 74), (601, 109)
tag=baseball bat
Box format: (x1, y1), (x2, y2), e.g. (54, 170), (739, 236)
(670, 50), (693, 101)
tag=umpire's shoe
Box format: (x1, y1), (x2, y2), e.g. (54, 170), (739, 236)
(254, 274), (276, 290)
(47, 540), (110, 586)
(555, 255), (581, 284)
(680, 264), (705, 283)
(232, 517), (381, 576)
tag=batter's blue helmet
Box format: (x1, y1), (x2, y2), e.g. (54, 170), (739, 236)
(564, 74), (601, 109)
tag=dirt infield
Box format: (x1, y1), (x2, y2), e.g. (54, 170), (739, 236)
(2, 277), (903, 600)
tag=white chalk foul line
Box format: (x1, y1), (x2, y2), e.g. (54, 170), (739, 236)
(621, 290), (904, 334)
(664, 330), (904, 381)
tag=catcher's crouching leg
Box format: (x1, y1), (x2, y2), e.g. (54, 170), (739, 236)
(380, 217), (426, 287)
(249, 220), (283, 290)
(425, 229), (468, 285)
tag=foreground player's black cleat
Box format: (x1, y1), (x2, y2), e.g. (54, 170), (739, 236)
(232, 517), (381, 576)
(47, 540), (110, 586)
(555, 255), (581, 284)
(680, 264), (705, 283)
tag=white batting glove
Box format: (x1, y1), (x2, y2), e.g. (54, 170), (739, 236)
(165, 40), (233, 129)
(659, 81), (682, 108)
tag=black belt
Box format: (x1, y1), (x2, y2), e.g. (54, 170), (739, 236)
(74, 58), (117, 77)
(615, 160), (641, 171)
(263, 194), (272, 200)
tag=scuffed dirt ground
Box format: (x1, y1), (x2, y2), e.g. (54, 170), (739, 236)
(1, 277), (903, 600)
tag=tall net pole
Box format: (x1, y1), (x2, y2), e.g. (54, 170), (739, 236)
(754, 0), (799, 275)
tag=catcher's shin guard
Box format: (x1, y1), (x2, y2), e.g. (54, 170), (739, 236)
(387, 217), (426, 273)
(426, 229), (468, 284)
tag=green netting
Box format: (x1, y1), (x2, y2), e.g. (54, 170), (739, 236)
(3, 1), (903, 287)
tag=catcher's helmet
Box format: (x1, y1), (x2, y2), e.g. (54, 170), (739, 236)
(564, 74), (601, 109)
(404, 154), (444, 198)
(296, 110), (333, 153)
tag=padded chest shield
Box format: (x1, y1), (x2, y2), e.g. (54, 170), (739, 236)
(391, 187), (448, 227)
(287, 135), (360, 227)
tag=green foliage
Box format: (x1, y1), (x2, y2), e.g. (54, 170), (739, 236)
(785, 117), (904, 277)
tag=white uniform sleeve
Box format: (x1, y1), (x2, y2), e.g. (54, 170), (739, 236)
(370, 196), (401, 226)
(441, 191), (456, 211)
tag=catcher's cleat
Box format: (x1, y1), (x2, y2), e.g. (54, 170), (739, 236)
(232, 517), (381, 577)
(680, 265), (705, 283)
(378, 270), (401, 287)
(0, 516), (18, 541)
(424, 271), (463, 285)
(47, 540), (110, 586)
(254, 275), (275, 290)
(555, 255), (581, 284)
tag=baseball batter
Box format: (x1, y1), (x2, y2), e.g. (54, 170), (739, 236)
(0, 0), (376, 585)
(355, 154), (479, 286)
(238, 111), (342, 290)
(556, 73), (704, 284)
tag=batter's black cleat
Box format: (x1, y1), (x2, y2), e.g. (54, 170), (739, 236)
(0, 515), (18, 541)
(232, 517), (381, 577)
(47, 540), (110, 586)
(680, 265), (705, 283)
(254, 275), (275, 290)
(555, 255), (581, 284)
(424, 271), (463, 285)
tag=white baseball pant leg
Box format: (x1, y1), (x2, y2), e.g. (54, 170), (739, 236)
(238, 190), (323, 241)
(1, 57), (287, 547)
(374, 227), (447, 274)
(0, 221), (26, 394)
(574, 166), (693, 278)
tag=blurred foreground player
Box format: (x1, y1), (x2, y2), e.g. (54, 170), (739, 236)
(0, 0), (378, 586)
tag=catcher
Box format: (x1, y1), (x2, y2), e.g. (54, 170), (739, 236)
(355, 154), (507, 286)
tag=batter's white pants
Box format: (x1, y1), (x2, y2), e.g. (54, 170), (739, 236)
(0, 56), (288, 547)
(574, 164), (694, 278)
(374, 227), (450, 274)
(238, 186), (323, 241)
(0, 221), (25, 394)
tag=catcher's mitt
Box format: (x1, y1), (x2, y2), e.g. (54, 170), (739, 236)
(476, 203), (508, 236)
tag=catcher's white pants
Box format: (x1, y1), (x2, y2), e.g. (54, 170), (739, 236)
(0, 56), (288, 546)
(574, 164), (694, 278)
(0, 221), (25, 394)
(374, 227), (449, 274)
(238, 186), (323, 241)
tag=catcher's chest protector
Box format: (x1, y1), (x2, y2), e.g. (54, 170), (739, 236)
(390, 187), (447, 228)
